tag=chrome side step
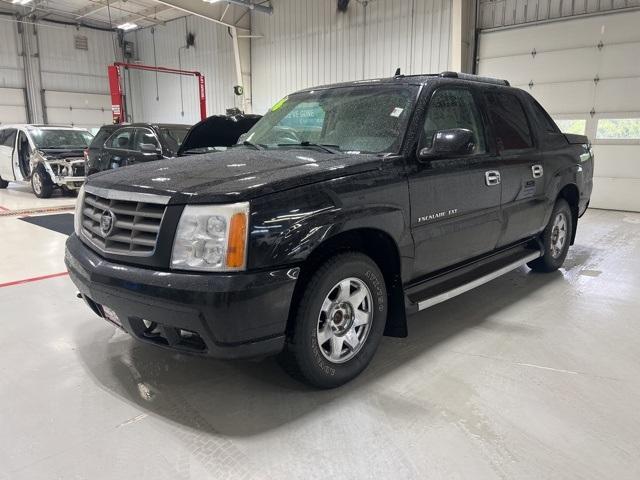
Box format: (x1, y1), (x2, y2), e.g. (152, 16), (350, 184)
(416, 250), (542, 311)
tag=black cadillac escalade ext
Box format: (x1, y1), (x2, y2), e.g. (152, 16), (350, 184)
(65, 72), (593, 388)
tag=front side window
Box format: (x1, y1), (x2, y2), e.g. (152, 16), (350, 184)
(420, 88), (486, 154)
(29, 128), (93, 150)
(243, 85), (419, 154)
(159, 127), (189, 152)
(484, 92), (533, 151)
(106, 128), (135, 150)
(133, 128), (160, 152)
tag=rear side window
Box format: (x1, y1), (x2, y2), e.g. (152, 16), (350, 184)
(484, 92), (533, 151)
(1, 129), (16, 147)
(530, 99), (559, 133)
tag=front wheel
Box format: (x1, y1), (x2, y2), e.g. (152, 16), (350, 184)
(279, 252), (387, 388)
(528, 198), (573, 272)
(31, 167), (53, 198)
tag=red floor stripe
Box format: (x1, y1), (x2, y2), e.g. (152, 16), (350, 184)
(0, 271), (69, 288)
(0, 206), (9, 212)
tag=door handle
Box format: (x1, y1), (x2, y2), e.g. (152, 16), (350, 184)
(485, 170), (501, 186)
(532, 164), (544, 178)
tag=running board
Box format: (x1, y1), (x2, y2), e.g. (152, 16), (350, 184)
(414, 249), (542, 311)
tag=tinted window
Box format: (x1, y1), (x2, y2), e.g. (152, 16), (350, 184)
(421, 88), (486, 153)
(0, 129), (16, 147)
(484, 92), (533, 151)
(530, 99), (559, 133)
(106, 128), (135, 149)
(159, 127), (189, 152)
(133, 128), (160, 151)
(90, 127), (117, 148)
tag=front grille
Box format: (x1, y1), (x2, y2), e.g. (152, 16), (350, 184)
(81, 189), (167, 256)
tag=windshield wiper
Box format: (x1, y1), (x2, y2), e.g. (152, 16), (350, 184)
(234, 140), (264, 150)
(276, 142), (340, 154)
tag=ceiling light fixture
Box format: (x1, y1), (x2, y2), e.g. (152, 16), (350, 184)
(117, 22), (138, 30)
(202, 0), (223, 3)
(12, 0), (33, 5)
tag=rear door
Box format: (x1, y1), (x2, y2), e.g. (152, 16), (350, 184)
(408, 86), (503, 277)
(482, 89), (547, 246)
(0, 129), (17, 180)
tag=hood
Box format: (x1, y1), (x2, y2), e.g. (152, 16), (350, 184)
(177, 115), (262, 155)
(40, 149), (86, 159)
(88, 147), (382, 204)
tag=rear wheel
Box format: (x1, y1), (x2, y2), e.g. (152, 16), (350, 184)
(31, 166), (53, 199)
(528, 198), (573, 272)
(279, 252), (387, 388)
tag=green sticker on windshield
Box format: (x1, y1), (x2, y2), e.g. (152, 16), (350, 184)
(271, 96), (288, 111)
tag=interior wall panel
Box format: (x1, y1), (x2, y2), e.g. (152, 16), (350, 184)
(0, 20), (24, 90)
(0, 87), (27, 124)
(251, 0), (452, 114)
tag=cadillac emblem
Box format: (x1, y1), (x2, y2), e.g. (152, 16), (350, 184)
(100, 210), (116, 236)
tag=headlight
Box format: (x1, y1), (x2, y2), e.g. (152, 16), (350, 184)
(74, 184), (85, 236)
(171, 202), (249, 271)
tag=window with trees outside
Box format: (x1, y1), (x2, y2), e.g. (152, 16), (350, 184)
(596, 118), (640, 140)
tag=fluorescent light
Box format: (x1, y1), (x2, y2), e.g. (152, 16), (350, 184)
(117, 22), (138, 31)
(12, 0), (33, 4)
(202, 0), (223, 3)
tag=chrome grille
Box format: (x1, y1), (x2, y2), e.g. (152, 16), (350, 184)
(81, 188), (168, 256)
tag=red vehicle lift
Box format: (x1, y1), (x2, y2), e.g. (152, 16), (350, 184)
(107, 62), (207, 124)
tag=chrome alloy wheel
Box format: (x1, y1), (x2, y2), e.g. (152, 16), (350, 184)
(316, 277), (373, 364)
(550, 212), (568, 258)
(32, 171), (42, 195)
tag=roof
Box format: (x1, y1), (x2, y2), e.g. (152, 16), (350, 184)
(295, 71), (510, 94)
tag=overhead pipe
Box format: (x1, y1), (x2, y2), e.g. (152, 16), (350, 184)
(222, 0), (273, 15)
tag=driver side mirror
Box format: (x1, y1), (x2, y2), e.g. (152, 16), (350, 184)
(139, 143), (162, 157)
(419, 128), (475, 161)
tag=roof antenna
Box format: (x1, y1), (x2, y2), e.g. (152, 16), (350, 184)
(394, 67), (401, 76)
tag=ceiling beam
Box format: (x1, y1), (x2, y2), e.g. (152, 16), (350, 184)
(116, 3), (172, 25)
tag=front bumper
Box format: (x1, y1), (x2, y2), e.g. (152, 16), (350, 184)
(53, 175), (85, 189)
(65, 234), (298, 359)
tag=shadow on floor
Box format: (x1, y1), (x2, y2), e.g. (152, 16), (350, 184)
(75, 266), (567, 438)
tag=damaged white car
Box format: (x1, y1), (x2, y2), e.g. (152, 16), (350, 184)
(0, 124), (93, 198)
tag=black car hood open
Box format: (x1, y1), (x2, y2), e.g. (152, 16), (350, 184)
(88, 148), (383, 204)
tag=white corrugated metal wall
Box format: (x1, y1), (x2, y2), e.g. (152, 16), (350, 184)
(128, 16), (243, 125)
(478, 10), (640, 212)
(0, 19), (27, 123)
(250, 0), (453, 114)
(38, 24), (116, 128)
(478, 0), (640, 28)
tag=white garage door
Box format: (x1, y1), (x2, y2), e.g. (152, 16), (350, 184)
(44, 91), (112, 131)
(478, 11), (640, 212)
(0, 87), (28, 125)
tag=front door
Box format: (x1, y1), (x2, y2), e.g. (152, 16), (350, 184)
(408, 87), (503, 278)
(103, 127), (136, 169)
(482, 90), (547, 246)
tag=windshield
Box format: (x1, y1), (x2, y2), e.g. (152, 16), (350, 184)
(243, 85), (419, 154)
(160, 127), (189, 152)
(29, 128), (93, 149)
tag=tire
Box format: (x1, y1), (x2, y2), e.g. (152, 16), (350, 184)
(31, 166), (53, 199)
(528, 198), (573, 272)
(0, 176), (8, 189)
(61, 186), (78, 197)
(279, 252), (388, 388)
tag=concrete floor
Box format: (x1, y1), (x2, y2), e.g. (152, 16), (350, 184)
(1, 183), (640, 479)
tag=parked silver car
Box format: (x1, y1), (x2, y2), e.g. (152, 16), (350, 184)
(0, 124), (93, 198)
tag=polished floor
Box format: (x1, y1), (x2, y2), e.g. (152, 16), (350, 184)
(1, 183), (640, 479)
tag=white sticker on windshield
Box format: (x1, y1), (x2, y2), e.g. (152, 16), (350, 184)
(390, 107), (404, 117)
